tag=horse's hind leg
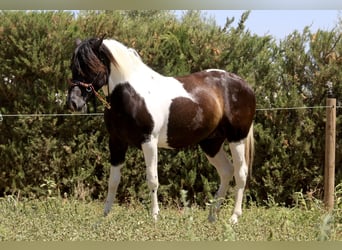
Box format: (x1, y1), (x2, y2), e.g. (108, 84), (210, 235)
(229, 141), (248, 224)
(204, 145), (234, 222)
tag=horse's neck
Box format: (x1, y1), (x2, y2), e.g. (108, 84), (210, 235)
(103, 63), (163, 97)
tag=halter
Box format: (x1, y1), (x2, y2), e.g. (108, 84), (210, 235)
(68, 79), (111, 110)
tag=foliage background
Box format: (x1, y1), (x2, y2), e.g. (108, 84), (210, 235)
(0, 10), (341, 206)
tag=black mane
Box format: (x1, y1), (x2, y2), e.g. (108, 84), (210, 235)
(71, 38), (116, 89)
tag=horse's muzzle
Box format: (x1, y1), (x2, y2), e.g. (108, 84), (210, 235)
(68, 99), (87, 113)
(66, 87), (88, 113)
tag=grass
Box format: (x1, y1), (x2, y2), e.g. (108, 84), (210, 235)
(0, 194), (341, 241)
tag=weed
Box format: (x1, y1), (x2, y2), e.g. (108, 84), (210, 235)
(0, 194), (341, 241)
(317, 213), (334, 241)
(179, 190), (198, 240)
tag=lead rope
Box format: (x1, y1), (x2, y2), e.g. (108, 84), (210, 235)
(90, 85), (111, 110)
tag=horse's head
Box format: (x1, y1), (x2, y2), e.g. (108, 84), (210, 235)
(66, 36), (114, 112)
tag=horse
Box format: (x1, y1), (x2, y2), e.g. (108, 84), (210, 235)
(66, 36), (256, 224)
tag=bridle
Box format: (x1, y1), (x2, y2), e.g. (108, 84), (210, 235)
(68, 79), (111, 110)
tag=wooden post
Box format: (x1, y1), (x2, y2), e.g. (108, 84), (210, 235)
(324, 97), (336, 211)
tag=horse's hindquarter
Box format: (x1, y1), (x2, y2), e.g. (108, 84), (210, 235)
(174, 70), (256, 144)
(222, 72), (256, 141)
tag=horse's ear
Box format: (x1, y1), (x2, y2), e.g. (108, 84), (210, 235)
(95, 34), (106, 50)
(75, 38), (82, 46)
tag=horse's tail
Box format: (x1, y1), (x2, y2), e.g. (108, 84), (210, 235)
(245, 123), (254, 182)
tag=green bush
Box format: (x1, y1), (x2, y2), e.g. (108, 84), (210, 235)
(0, 10), (341, 207)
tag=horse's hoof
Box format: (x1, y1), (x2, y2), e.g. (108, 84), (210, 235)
(152, 213), (158, 222)
(103, 208), (110, 217)
(229, 214), (238, 225)
(208, 214), (216, 223)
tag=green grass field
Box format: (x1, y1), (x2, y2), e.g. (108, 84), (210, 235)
(0, 194), (340, 241)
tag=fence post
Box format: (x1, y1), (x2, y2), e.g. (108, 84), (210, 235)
(324, 94), (336, 211)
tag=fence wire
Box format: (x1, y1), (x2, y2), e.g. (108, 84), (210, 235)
(0, 112), (103, 122)
(256, 105), (337, 111)
(0, 105), (341, 122)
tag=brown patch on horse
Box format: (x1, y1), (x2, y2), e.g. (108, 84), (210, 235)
(167, 71), (255, 155)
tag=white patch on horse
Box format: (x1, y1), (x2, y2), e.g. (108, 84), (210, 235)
(102, 39), (151, 89)
(232, 93), (238, 102)
(191, 107), (204, 129)
(205, 69), (226, 73)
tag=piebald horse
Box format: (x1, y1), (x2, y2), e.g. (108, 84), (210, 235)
(66, 37), (256, 224)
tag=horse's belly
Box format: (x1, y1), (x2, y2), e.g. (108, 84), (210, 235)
(161, 97), (221, 149)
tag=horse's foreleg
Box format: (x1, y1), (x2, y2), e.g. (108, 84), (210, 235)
(104, 138), (127, 217)
(142, 137), (159, 221)
(229, 141), (248, 224)
(104, 164), (123, 216)
(206, 146), (234, 222)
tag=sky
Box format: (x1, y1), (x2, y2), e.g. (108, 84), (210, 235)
(199, 10), (341, 40)
(71, 10), (340, 41)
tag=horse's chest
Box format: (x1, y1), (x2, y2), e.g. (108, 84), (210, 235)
(105, 83), (156, 146)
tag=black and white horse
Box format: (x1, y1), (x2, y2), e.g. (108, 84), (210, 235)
(66, 37), (256, 224)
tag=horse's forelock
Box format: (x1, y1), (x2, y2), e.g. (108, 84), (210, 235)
(72, 39), (114, 80)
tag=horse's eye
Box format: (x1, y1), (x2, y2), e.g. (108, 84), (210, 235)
(86, 86), (93, 93)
